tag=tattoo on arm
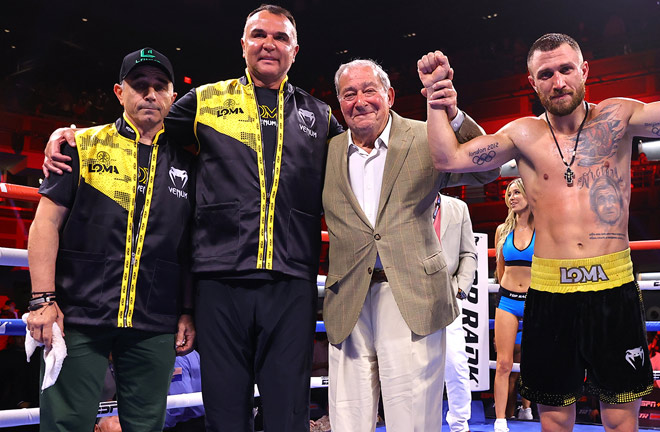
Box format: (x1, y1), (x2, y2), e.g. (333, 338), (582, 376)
(469, 142), (498, 166)
(646, 122), (660, 137)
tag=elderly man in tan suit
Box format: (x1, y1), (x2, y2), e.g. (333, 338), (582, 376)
(322, 59), (499, 432)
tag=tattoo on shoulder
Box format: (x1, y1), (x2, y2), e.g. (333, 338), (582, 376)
(469, 142), (498, 166)
(576, 104), (624, 167)
(589, 232), (626, 240)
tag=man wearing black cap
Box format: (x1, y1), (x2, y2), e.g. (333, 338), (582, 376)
(26, 47), (196, 432)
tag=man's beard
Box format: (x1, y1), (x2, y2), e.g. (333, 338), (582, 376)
(539, 82), (585, 116)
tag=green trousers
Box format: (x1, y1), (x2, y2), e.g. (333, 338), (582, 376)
(39, 325), (175, 432)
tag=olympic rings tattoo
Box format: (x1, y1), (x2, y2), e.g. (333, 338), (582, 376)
(472, 151), (496, 165)
(652, 125), (660, 137)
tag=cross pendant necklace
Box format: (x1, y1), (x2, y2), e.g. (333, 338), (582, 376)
(564, 167), (575, 184)
(545, 101), (589, 187)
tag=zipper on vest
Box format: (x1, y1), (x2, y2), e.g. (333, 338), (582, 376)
(259, 112), (271, 270)
(120, 143), (158, 327)
(123, 154), (150, 327)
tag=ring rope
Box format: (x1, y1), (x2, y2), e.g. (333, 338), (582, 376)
(0, 377), (330, 427)
(3, 181), (660, 426)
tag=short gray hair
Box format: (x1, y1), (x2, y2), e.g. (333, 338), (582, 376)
(334, 59), (391, 96)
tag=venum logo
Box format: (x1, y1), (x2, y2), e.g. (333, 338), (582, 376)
(89, 151), (119, 174)
(298, 108), (317, 138)
(168, 166), (188, 199)
(217, 99), (244, 117)
(625, 346), (644, 370)
(559, 265), (609, 283)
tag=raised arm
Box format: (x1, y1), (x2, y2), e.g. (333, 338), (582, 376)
(626, 98), (660, 138)
(26, 197), (69, 349)
(418, 51), (519, 173)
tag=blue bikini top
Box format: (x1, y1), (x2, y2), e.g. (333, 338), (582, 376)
(502, 229), (535, 267)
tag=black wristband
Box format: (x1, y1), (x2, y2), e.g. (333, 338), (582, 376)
(181, 307), (194, 316)
(28, 293), (57, 311)
(31, 291), (56, 298)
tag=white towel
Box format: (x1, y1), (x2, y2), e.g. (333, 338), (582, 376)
(22, 313), (67, 390)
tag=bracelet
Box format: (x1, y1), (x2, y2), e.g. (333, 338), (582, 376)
(181, 307), (194, 316)
(28, 293), (57, 311)
(31, 291), (56, 298)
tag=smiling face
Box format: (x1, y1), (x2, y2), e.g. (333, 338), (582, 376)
(337, 64), (394, 146)
(528, 43), (588, 116)
(114, 64), (176, 131)
(506, 181), (528, 214)
(241, 10), (299, 89)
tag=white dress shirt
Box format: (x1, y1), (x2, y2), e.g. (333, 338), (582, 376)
(347, 115), (392, 269)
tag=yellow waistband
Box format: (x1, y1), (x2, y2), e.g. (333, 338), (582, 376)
(531, 249), (633, 293)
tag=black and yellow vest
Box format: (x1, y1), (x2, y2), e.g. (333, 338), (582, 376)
(167, 72), (342, 281)
(55, 116), (194, 333)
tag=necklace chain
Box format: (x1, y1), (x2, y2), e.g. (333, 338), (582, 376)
(545, 101), (589, 186)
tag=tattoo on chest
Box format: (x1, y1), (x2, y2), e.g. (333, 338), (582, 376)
(576, 165), (621, 190)
(582, 167), (625, 226)
(561, 104), (628, 228)
(575, 104), (624, 167)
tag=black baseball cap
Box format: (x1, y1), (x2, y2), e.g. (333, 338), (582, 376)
(119, 47), (174, 83)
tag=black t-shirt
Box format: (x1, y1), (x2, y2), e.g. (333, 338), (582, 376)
(254, 86), (278, 192)
(133, 143), (153, 236)
(39, 144), (79, 208)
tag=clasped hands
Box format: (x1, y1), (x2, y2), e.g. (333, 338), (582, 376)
(417, 50), (458, 119)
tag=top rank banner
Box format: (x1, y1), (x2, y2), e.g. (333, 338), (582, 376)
(465, 233), (490, 391)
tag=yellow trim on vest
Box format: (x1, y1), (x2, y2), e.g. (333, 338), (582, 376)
(118, 115), (139, 327)
(247, 73), (268, 269)
(193, 88), (202, 154)
(117, 114), (160, 327)
(264, 77), (287, 269)
(249, 73), (288, 270)
(126, 144), (158, 326)
(531, 249), (633, 293)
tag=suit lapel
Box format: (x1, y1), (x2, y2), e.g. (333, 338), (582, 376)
(440, 198), (451, 239)
(377, 112), (413, 219)
(332, 132), (373, 229)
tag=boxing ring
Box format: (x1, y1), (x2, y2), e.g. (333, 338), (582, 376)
(1, 182), (660, 428)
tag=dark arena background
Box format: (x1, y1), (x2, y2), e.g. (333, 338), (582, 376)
(2, 0), (660, 430)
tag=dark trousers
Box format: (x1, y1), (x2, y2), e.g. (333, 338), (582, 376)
(195, 277), (317, 432)
(39, 325), (175, 432)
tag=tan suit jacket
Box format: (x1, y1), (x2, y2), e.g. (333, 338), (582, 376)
(322, 111), (499, 344)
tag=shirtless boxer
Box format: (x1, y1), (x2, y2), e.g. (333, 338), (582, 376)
(418, 33), (659, 432)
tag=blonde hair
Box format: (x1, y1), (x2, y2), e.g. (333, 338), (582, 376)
(495, 178), (529, 265)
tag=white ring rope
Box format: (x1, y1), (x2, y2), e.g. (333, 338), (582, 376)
(2, 245), (658, 427)
(0, 247), (28, 267)
(0, 377), (329, 427)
